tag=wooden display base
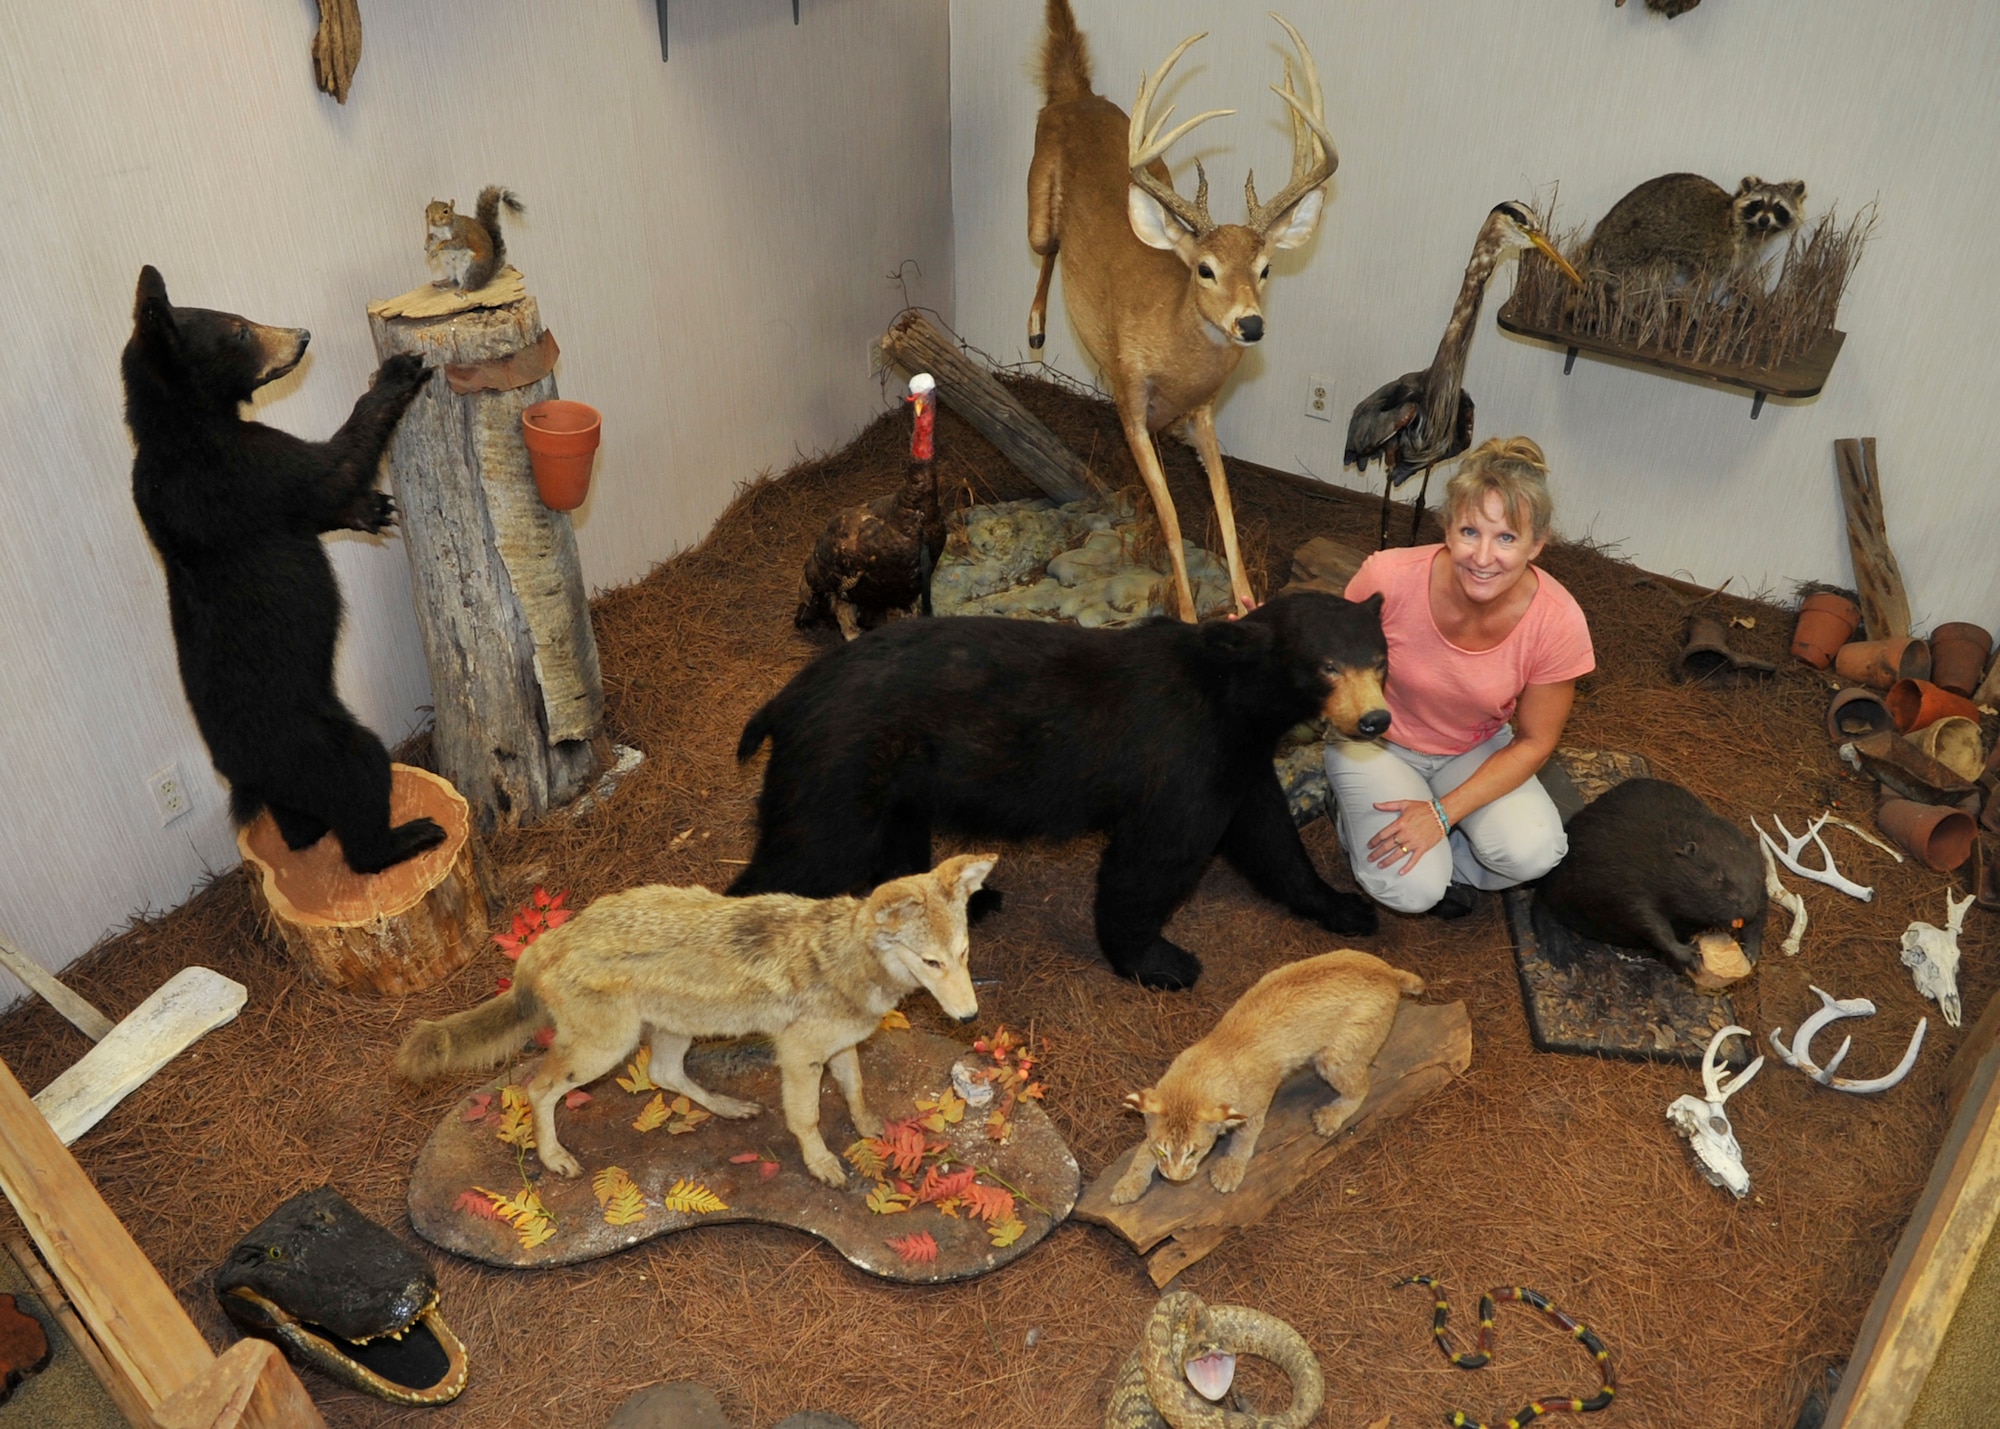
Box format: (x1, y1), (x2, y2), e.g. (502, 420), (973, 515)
(1497, 295), (1844, 419)
(408, 1029), (1080, 1283)
(238, 765), (489, 996)
(1075, 1000), (1473, 1286)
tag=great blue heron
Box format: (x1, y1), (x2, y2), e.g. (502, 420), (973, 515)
(1345, 202), (1582, 548)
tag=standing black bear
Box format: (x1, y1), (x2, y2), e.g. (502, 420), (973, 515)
(123, 266), (444, 875)
(731, 591), (1388, 989)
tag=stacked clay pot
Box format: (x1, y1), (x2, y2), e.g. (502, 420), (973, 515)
(1791, 591), (1862, 668)
(1834, 636), (1929, 690)
(1928, 622), (1992, 698)
(1886, 678), (1981, 733)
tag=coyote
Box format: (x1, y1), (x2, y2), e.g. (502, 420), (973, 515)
(397, 854), (996, 1186)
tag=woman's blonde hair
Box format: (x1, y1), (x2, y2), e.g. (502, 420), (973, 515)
(1445, 436), (1553, 541)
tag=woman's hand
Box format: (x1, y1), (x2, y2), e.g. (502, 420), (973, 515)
(1368, 798), (1447, 875)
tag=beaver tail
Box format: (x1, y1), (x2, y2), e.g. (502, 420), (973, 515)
(396, 983), (546, 1083)
(1041, 0), (1093, 104)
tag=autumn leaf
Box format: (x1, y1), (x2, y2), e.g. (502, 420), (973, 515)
(879, 1121), (931, 1177)
(987, 1215), (1027, 1248)
(865, 1181), (912, 1215)
(886, 1230), (939, 1264)
(918, 1089), (967, 1131)
(915, 1165), (977, 1205)
(494, 975), (512, 995)
(616, 1046), (659, 1095)
(477, 1185), (556, 1249)
(496, 1087), (536, 1148)
(879, 1009), (911, 1032)
(592, 1167), (647, 1226)
(760, 1160), (780, 1180)
(662, 1178), (728, 1214)
(935, 1198), (963, 1217)
(517, 1214), (557, 1249)
(985, 1108), (1012, 1144)
(729, 1151), (764, 1165)
(670, 1095), (692, 1116)
(533, 1027), (554, 1048)
(961, 1181), (1015, 1224)
(844, 1139), (889, 1180)
(454, 1189), (504, 1221)
(563, 1089), (592, 1110)
(1021, 1082), (1046, 1101)
(461, 1091), (494, 1122)
(633, 1093), (671, 1133)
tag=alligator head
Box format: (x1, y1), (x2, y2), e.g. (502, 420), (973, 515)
(214, 1187), (467, 1406)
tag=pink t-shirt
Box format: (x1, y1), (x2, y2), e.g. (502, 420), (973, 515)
(1346, 544), (1594, 755)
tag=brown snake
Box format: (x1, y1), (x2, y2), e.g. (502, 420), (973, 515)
(1103, 1290), (1325, 1429)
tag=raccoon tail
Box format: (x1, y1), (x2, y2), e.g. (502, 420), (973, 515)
(396, 983), (546, 1083)
(1041, 0), (1092, 104)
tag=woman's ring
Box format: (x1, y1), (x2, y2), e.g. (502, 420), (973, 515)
(1398, 843), (1408, 854)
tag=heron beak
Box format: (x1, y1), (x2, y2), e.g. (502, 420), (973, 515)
(1529, 232), (1584, 286)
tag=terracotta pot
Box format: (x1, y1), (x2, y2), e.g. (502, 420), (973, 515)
(1826, 686), (1894, 742)
(1927, 621), (1993, 697)
(1790, 592), (1862, 668)
(1985, 783), (2000, 838)
(1905, 715), (1984, 782)
(1833, 636), (1930, 690)
(521, 400), (601, 511)
(1886, 677), (1981, 733)
(1876, 797), (1976, 872)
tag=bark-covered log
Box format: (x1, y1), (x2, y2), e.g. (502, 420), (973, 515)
(368, 287), (601, 830)
(1835, 437), (1912, 641)
(880, 311), (1104, 504)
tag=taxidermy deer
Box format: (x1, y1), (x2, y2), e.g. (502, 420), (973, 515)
(1029, 0), (1336, 621)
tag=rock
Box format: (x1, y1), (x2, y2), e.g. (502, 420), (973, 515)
(605, 1381), (733, 1429)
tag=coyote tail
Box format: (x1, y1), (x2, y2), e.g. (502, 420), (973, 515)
(1400, 969), (1427, 998)
(1041, 0), (1093, 104)
(396, 984), (546, 1083)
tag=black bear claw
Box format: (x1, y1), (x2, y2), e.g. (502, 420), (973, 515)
(1120, 938), (1203, 992)
(348, 492), (397, 534)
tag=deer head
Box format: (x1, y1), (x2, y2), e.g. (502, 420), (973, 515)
(1124, 15), (1337, 349)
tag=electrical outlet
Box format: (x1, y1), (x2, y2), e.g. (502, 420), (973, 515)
(1304, 374), (1332, 422)
(147, 762), (190, 826)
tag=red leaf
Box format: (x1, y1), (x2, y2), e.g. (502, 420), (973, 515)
(546, 890), (569, 911)
(886, 1230), (939, 1264)
(532, 886), (553, 909)
(461, 1092), (494, 1122)
(760, 1161), (780, 1180)
(544, 908), (572, 930)
(915, 1165), (977, 1205)
(729, 1151), (763, 1164)
(494, 975), (512, 994)
(563, 1089), (592, 1110)
(454, 1190), (504, 1221)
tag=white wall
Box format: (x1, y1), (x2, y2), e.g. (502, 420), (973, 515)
(0, 0), (950, 985)
(952, 0), (2000, 616)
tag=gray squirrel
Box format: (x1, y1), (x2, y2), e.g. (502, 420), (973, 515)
(424, 185), (524, 292)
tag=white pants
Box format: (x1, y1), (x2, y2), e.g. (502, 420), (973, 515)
(1323, 727), (1567, 914)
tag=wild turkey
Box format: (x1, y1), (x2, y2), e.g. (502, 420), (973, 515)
(795, 373), (946, 640)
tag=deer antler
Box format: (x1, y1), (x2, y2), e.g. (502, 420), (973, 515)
(1128, 32), (1233, 238)
(1244, 14), (1338, 234)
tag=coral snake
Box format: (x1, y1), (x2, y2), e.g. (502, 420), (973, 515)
(1397, 1277), (1616, 1429)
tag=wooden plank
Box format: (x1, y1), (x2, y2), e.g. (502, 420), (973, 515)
(1825, 1033), (2000, 1427)
(6, 1234), (154, 1429)
(154, 1337), (328, 1429)
(0, 934), (114, 1041)
(1835, 438), (1913, 641)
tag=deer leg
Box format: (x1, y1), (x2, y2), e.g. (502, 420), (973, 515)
(1187, 405), (1253, 612)
(1028, 250), (1056, 354)
(1409, 465), (1433, 544)
(1119, 403), (1198, 622)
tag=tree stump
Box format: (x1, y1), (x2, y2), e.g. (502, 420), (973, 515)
(238, 765), (489, 996)
(367, 277), (602, 831)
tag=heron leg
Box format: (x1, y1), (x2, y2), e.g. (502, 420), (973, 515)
(1377, 466), (1396, 550)
(1409, 465), (1433, 543)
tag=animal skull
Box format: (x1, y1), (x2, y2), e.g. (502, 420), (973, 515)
(1769, 986), (1926, 1093)
(1901, 888), (1973, 1028)
(1665, 1025), (1763, 1198)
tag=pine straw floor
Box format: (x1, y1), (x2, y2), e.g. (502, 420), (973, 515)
(2, 376), (1989, 1429)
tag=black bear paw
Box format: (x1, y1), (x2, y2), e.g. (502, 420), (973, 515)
(343, 817), (448, 876)
(967, 887), (1005, 923)
(1313, 893), (1379, 938)
(346, 491), (398, 534)
(1116, 938), (1203, 992)
(374, 352), (432, 394)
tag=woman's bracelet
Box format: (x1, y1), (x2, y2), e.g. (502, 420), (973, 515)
(1429, 797), (1452, 836)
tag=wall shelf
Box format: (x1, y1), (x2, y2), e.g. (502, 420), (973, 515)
(656, 0), (801, 61)
(1496, 295), (1845, 418)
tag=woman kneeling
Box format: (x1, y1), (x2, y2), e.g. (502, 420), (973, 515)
(1325, 437), (1594, 918)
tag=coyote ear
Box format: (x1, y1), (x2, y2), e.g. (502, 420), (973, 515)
(867, 882), (921, 926)
(1213, 1103), (1245, 1129)
(941, 853), (998, 899)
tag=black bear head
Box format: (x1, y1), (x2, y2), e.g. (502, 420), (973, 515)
(1230, 590), (1390, 740)
(126, 266), (310, 408)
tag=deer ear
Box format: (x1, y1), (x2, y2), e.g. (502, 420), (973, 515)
(1127, 186), (1197, 259)
(1264, 186), (1326, 251)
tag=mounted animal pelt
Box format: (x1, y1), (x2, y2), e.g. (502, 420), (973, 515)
(1028, 0), (1337, 621)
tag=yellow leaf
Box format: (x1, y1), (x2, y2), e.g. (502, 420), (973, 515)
(987, 1215), (1027, 1248)
(592, 1166), (635, 1205)
(879, 1009), (911, 1032)
(865, 1181), (911, 1215)
(481, 1185), (556, 1250)
(935, 1198), (963, 1217)
(616, 1046), (659, 1095)
(518, 1214), (558, 1249)
(603, 1186), (647, 1226)
(633, 1093), (671, 1133)
(495, 1087), (536, 1149)
(670, 1095), (692, 1116)
(845, 1140), (888, 1179)
(662, 1178), (728, 1214)
(935, 1089), (966, 1124)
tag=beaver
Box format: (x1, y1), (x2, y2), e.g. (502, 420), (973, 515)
(1534, 778), (1765, 977)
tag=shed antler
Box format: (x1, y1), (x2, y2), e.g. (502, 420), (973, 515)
(1127, 32), (1232, 237)
(1245, 15), (1338, 233)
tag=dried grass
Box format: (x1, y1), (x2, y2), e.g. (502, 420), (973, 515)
(0, 376), (1986, 1429)
(1510, 200), (1876, 372)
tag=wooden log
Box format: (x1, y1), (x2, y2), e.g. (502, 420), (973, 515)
(879, 311), (1105, 504)
(0, 1059), (329, 1428)
(368, 282), (602, 831)
(1075, 1000), (1473, 1285)
(238, 765), (489, 996)
(7, 1235), (153, 1428)
(1835, 438), (1912, 641)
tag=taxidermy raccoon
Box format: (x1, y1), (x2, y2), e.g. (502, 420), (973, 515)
(1584, 174), (1806, 285)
